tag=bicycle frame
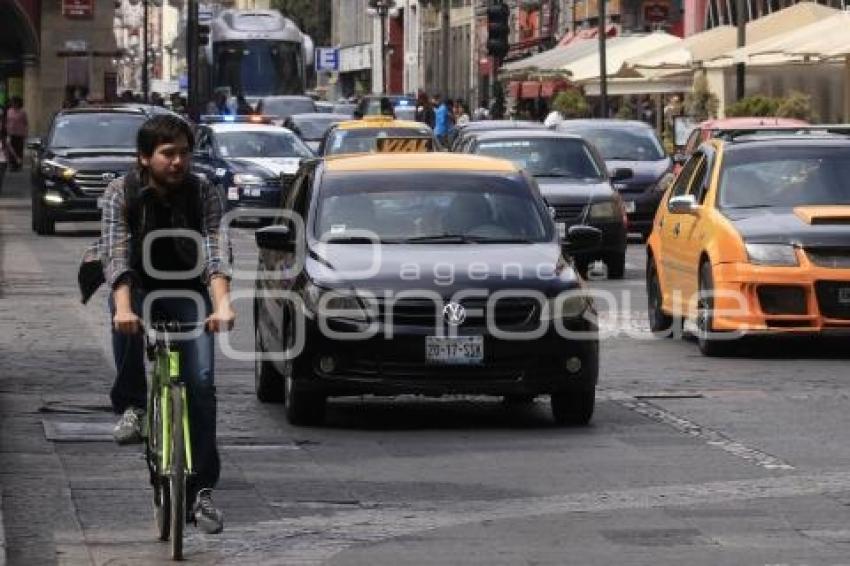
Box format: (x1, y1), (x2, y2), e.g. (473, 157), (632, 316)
(148, 333), (194, 476)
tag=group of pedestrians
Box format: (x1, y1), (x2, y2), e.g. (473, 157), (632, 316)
(0, 96), (28, 193)
(414, 91), (471, 145)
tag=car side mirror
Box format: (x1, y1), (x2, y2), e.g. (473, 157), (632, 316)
(668, 194), (698, 215)
(255, 224), (295, 252)
(27, 137), (42, 151)
(610, 168), (633, 182)
(563, 225), (602, 252)
(672, 153), (687, 165)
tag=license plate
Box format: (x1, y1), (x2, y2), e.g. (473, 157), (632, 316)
(624, 201), (636, 213)
(557, 222), (567, 239)
(838, 287), (850, 304)
(247, 188), (263, 197)
(425, 336), (484, 365)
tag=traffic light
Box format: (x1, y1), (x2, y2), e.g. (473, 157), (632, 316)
(487, 2), (510, 60)
(197, 23), (211, 47)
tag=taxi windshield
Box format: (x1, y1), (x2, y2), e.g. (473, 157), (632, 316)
(719, 146), (850, 209)
(476, 138), (605, 179)
(324, 127), (432, 155)
(215, 131), (313, 159)
(315, 172), (551, 243)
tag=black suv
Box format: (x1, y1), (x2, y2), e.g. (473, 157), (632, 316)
(29, 105), (176, 235)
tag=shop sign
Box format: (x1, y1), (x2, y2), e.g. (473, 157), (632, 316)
(63, 0), (94, 18)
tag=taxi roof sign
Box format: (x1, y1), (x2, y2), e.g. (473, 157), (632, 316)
(375, 136), (434, 153)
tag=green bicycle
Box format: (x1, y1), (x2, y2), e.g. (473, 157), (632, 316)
(144, 320), (198, 561)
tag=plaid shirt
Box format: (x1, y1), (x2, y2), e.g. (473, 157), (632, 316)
(100, 173), (232, 290)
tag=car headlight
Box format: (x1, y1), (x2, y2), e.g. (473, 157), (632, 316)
(233, 173), (265, 186)
(745, 243), (799, 267)
(304, 283), (369, 322)
(653, 172), (676, 194)
(540, 292), (590, 320)
(41, 160), (76, 181)
(588, 201), (618, 219)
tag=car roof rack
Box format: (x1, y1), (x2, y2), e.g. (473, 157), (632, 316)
(720, 125), (850, 142)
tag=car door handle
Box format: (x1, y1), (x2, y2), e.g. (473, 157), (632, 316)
(673, 223), (681, 237)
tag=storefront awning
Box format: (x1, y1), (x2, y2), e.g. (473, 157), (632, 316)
(562, 33), (681, 83)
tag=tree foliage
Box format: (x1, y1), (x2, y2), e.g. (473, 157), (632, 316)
(725, 95), (778, 117)
(552, 89), (590, 118)
(684, 72), (719, 122)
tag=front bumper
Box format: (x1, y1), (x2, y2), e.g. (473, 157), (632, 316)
(710, 261), (850, 334)
(287, 317), (599, 397)
(38, 187), (101, 222)
(226, 184), (283, 212)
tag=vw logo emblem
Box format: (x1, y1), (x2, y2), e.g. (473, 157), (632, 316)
(102, 172), (117, 182)
(443, 303), (466, 326)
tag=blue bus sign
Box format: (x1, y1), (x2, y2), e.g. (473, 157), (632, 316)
(315, 47), (340, 72)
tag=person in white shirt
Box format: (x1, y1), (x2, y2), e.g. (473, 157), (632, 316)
(544, 109), (563, 129)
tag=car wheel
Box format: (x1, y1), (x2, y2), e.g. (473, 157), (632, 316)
(646, 257), (675, 337)
(551, 388), (595, 426)
(605, 251), (626, 280)
(282, 316), (326, 426)
(254, 325), (284, 403)
(696, 261), (735, 357)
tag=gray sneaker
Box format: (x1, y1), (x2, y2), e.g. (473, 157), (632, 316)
(113, 407), (144, 444)
(192, 488), (224, 534)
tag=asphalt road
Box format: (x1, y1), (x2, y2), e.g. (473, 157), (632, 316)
(3, 171), (850, 565)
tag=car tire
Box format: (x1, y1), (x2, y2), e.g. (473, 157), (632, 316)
(605, 251), (626, 280)
(33, 197), (55, 235)
(646, 257), (675, 337)
(551, 388), (595, 426)
(254, 325), (284, 403)
(696, 261), (735, 357)
(282, 315), (326, 426)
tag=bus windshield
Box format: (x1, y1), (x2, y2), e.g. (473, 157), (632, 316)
(214, 40), (303, 96)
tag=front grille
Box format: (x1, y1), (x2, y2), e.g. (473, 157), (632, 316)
(74, 171), (119, 196)
(806, 248), (850, 269)
(757, 285), (807, 315)
(551, 204), (586, 222)
(374, 296), (539, 328)
(815, 281), (850, 319)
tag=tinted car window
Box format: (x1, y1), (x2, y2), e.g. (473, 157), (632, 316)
(324, 127), (433, 155)
(315, 173), (551, 242)
(215, 131), (313, 158)
(562, 126), (665, 161)
(719, 146), (850, 209)
(475, 138), (604, 179)
(291, 116), (343, 140)
(50, 114), (147, 148)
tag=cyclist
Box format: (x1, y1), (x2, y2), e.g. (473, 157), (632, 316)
(101, 114), (235, 534)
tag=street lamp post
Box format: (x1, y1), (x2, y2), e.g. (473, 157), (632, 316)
(369, 0), (391, 94)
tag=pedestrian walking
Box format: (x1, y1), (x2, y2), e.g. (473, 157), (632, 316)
(0, 127), (17, 193)
(454, 100), (470, 126)
(4, 96), (28, 171)
(433, 95), (450, 146)
(415, 90), (435, 128)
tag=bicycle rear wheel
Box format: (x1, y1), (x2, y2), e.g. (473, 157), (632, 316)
(150, 390), (170, 541)
(169, 385), (186, 560)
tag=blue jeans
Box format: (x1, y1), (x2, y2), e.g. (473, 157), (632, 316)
(109, 289), (220, 498)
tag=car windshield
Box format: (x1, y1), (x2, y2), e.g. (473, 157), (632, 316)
(476, 138), (604, 179)
(260, 98), (316, 118)
(332, 103), (355, 116)
(562, 126), (665, 161)
(49, 114), (147, 149)
(719, 146), (850, 209)
(315, 172), (552, 243)
(215, 131), (313, 158)
(324, 127), (433, 155)
(292, 117), (341, 140)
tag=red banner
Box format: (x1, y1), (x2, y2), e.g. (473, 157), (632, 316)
(63, 0), (93, 18)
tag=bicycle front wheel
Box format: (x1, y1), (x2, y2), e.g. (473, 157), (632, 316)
(150, 389), (170, 541)
(169, 385), (186, 561)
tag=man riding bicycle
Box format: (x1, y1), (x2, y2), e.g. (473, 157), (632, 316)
(100, 114), (235, 534)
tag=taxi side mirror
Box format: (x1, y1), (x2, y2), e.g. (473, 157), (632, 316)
(668, 194), (698, 215)
(255, 224), (295, 252)
(563, 225), (602, 252)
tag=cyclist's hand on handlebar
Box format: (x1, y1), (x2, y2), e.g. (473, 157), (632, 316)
(114, 310), (143, 335)
(206, 306), (236, 333)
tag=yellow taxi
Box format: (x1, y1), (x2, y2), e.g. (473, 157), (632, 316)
(646, 133), (850, 355)
(317, 115), (438, 156)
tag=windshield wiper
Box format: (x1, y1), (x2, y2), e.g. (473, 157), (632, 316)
(402, 234), (473, 243)
(725, 204), (773, 210)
